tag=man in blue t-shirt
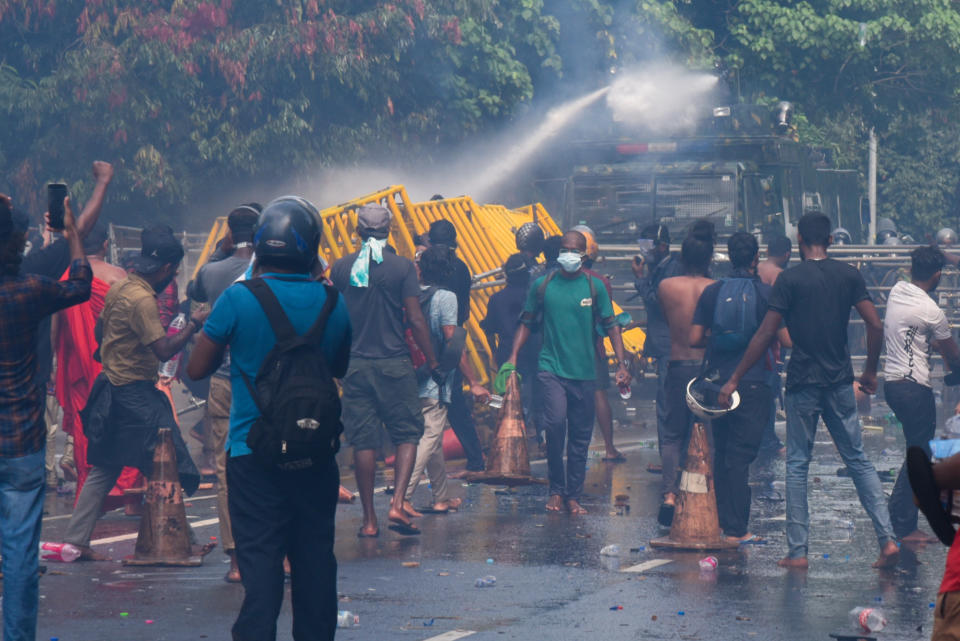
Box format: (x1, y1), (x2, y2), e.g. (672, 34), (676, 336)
(188, 197), (351, 641)
(690, 232), (790, 543)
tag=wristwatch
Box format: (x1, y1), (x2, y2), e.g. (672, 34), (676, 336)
(619, 359), (631, 369)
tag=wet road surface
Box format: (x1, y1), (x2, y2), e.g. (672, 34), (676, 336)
(33, 397), (946, 641)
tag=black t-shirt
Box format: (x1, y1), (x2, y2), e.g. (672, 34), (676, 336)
(767, 258), (870, 390)
(21, 239), (72, 386)
(480, 283), (538, 372)
(692, 274), (774, 384)
(442, 257), (472, 326)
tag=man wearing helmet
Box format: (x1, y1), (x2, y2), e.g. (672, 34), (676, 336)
(938, 228), (958, 248)
(717, 212), (898, 569)
(690, 232), (791, 543)
(329, 205), (440, 538)
(188, 196), (353, 640)
(65, 226), (204, 561)
(516, 221), (546, 274)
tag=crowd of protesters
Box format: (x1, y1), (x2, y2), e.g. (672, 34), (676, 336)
(9, 163), (960, 641)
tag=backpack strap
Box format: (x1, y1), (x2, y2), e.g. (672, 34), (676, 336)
(303, 285), (339, 345)
(239, 278), (298, 344)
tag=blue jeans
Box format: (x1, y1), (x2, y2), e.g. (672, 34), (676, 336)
(784, 385), (894, 559)
(655, 357), (669, 448)
(0, 450), (45, 641)
(884, 379), (936, 538)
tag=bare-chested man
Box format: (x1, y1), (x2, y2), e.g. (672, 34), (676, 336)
(654, 223), (715, 526)
(758, 235), (791, 287)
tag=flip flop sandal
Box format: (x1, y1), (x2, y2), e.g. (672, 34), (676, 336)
(907, 446), (955, 546)
(657, 502), (675, 527)
(357, 528), (380, 539)
(647, 463), (663, 474)
(738, 534), (767, 545)
(602, 455), (627, 463)
(388, 522), (422, 536)
(416, 507), (450, 514)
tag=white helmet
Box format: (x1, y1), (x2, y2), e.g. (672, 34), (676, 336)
(686, 376), (740, 420)
(938, 228), (958, 246)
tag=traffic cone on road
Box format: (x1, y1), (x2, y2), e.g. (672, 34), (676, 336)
(464, 373), (546, 486)
(650, 422), (738, 551)
(123, 428), (214, 566)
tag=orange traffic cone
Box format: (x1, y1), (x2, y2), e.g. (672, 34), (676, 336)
(123, 428), (214, 566)
(464, 373), (545, 486)
(650, 422), (738, 551)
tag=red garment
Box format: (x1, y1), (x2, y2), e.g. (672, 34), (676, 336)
(941, 535), (960, 593)
(156, 279), (179, 330)
(54, 274), (144, 507)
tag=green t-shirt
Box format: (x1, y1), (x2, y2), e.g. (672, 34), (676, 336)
(524, 271), (614, 381)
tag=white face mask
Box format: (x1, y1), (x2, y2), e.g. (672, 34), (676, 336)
(557, 251), (582, 273)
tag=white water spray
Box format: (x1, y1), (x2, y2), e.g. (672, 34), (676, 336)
(605, 64), (719, 134)
(471, 86), (611, 201)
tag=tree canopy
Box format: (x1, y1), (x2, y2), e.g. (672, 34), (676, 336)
(2, 0), (959, 234)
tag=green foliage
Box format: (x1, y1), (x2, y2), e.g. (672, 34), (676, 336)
(2, 0), (960, 232)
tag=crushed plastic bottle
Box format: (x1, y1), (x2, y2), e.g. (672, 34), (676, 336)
(39, 542), (80, 562)
(487, 395), (504, 409)
(157, 313), (187, 378)
(618, 382), (632, 400)
(698, 556), (718, 570)
(600, 544), (620, 557)
(849, 607), (887, 633)
(474, 575), (497, 587)
(336, 611), (359, 628)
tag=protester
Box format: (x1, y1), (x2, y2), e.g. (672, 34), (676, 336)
(403, 244), (489, 517)
(0, 194), (91, 641)
(188, 196), (351, 641)
(515, 222), (546, 276)
(632, 224), (683, 467)
(53, 222), (141, 507)
(690, 232), (791, 542)
(329, 204), (439, 537)
(189, 204), (260, 583)
(542, 235), (562, 273)
(427, 219), (486, 474)
(507, 231), (630, 514)
(481, 254), (540, 437)
(655, 223), (715, 526)
(757, 234), (792, 457)
(717, 212), (898, 569)
(64, 225), (203, 560)
(883, 246), (960, 543)
(575, 225), (625, 461)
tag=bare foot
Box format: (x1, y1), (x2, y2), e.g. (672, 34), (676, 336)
(872, 541), (900, 569)
(447, 470), (469, 479)
(283, 557), (291, 576)
(75, 545), (111, 562)
(900, 530), (938, 544)
(663, 492), (676, 507)
(388, 506), (417, 529)
(566, 499), (588, 515)
(436, 497), (462, 512)
(777, 557), (809, 569)
(358, 521), (379, 538)
(338, 485), (356, 504)
(546, 495), (564, 512)
(402, 501), (424, 518)
(224, 550), (241, 583)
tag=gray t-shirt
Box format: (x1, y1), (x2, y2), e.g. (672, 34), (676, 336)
(329, 248), (420, 359)
(419, 287), (458, 402)
(193, 255), (251, 377)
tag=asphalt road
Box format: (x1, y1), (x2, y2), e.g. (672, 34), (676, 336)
(32, 394), (947, 641)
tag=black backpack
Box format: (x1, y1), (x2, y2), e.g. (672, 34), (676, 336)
(238, 277), (342, 470)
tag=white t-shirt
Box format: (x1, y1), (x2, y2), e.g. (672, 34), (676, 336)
(883, 280), (952, 388)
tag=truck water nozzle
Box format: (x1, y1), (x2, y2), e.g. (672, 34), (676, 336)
(775, 101), (793, 134)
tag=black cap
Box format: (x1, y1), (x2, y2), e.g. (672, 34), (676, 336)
(133, 225), (184, 274)
(429, 219), (457, 247)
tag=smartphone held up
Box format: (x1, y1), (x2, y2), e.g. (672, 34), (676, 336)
(47, 183), (68, 230)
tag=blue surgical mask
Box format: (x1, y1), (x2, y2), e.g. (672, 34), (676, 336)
(557, 251), (582, 273)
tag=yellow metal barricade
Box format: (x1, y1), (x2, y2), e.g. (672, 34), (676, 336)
(191, 186), (645, 384)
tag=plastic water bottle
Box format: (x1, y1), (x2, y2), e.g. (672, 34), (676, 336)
(487, 395), (504, 409)
(157, 313), (187, 378)
(698, 556), (718, 570)
(849, 607), (887, 632)
(474, 575), (496, 587)
(39, 542), (80, 562)
(336, 611), (359, 628)
(618, 381), (632, 400)
(600, 544), (621, 557)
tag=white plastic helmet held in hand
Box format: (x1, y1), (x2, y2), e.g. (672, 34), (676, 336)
(685, 376), (740, 420)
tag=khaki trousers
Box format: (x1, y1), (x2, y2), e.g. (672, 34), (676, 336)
(934, 592), (960, 641)
(207, 376), (234, 551)
(404, 397), (451, 504)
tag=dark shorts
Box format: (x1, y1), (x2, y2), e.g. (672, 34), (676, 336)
(341, 356), (424, 451)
